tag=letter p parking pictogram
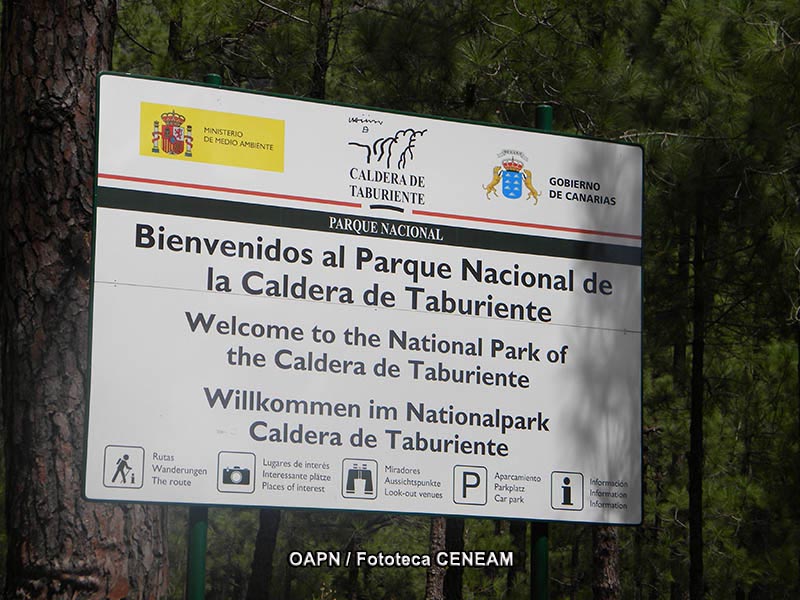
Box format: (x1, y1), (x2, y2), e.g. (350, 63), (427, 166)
(453, 465), (487, 505)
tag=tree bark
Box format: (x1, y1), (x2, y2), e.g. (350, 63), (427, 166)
(167, 9), (184, 65)
(506, 521), (527, 595)
(444, 518), (464, 600)
(425, 517), (446, 600)
(794, 321), (800, 593)
(688, 189), (706, 600)
(592, 525), (620, 600)
(670, 213), (691, 600)
(0, 1), (168, 598)
(346, 531), (360, 600)
(309, 0), (333, 99)
(246, 509), (281, 600)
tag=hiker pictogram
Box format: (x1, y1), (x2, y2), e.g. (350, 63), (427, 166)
(104, 445), (144, 489)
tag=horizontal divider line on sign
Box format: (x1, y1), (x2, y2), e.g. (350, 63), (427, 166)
(98, 173), (641, 243)
(94, 185), (642, 266)
(98, 172), (362, 209)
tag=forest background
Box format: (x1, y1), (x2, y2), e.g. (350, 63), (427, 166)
(0, 0), (799, 599)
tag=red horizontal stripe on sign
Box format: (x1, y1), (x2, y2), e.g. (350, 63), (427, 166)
(97, 173), (362, 209)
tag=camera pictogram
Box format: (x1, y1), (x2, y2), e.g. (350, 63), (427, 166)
(222, 466), (251, 486)
(217, 451), (255, 494)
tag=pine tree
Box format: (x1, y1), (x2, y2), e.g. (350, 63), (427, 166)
(0, 0), (168, 597)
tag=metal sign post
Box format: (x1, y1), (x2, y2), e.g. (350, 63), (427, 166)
(532, 104), (553, 600)
(186, 506), (208, 600)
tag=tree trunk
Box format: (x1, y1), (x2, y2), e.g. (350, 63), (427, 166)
(507, 521), (527, 595)
(570, 531), (581, 600)
(0, 1), (168, 598)
(592, 526), (620, 600)
(444, 518), (464, 600)
(670, 214), (691, 600)
(688, 189), (707, 600)
(425, 517), (446, 600)
(310, 0), (333, 99)
(796, 323), (800, 597)
(346, 532), (360, 600)
(167, 7), (184, 64)
(246, 509), (281, 600)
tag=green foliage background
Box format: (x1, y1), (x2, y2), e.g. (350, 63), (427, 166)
(112, 0), (800, 598)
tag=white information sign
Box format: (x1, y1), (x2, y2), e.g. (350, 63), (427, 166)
(86, 73), (643, 524)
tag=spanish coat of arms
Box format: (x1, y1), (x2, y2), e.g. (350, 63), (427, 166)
(151, 109), (193, 157)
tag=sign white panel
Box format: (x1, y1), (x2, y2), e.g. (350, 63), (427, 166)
(86, 73), (643, 524)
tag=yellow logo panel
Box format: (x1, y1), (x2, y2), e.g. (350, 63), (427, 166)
(140, 102), (285, 172)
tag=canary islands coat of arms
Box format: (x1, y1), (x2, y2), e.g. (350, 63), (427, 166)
(151, 109), (194, 157)
(483, 154), (539, 204)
